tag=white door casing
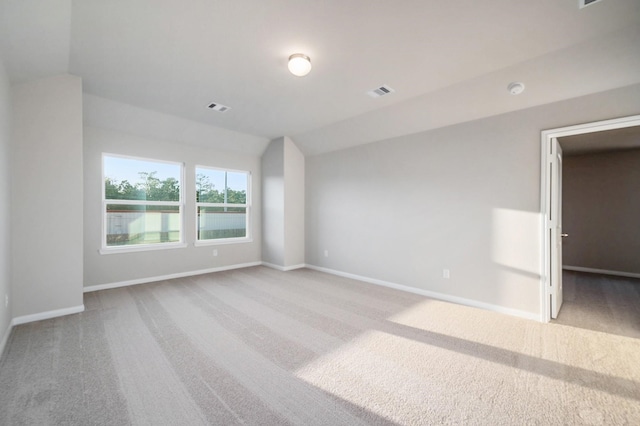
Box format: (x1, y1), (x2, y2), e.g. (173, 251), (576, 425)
(540, 115), (640, 322)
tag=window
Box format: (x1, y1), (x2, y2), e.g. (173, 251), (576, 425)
(102, 154), (184, 251)
(196, 166), (250, 243)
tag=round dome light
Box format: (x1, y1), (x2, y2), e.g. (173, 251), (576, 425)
(288, 53), (312, 77)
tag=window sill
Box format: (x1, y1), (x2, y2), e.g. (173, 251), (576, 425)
(99, 242), (188, 255)
(194, 238), (253, 247)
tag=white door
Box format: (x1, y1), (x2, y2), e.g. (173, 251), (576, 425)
(550, 138), (563, 318)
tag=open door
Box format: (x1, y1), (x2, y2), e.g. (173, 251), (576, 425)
(541, 115), (640, 322)
(550, 137), (563, 318)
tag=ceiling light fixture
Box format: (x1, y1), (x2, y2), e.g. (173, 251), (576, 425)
(288, 53), (312, 77)
(508, 82), (525, 95)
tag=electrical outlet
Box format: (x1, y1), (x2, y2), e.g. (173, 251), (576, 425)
(4, 294), (7, 308)
(324, 250), (329, 257)
(213, 249), (218, 257)
(443, 269), (450, 279)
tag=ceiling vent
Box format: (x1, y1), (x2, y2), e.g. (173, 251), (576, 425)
(579, 0), (603, 8)
(366, 85), (396, 98)
(207, 102), (231, 113)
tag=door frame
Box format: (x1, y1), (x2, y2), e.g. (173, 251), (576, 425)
(539, 114), (640, 322)
(549, 137), (563, 319)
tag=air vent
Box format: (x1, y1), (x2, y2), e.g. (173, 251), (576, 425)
(366, 85), (396, 98)
(207, 102), (231, 112)
(579, 0), (603, 8)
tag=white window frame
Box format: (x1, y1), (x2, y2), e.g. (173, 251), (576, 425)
(194, 165), (252, 246)
(101, 153), (186, 254)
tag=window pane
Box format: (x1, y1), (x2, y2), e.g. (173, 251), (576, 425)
(106, 204), (180, 246)
(198, 206), (247, 240)
(104, 156), (181, 201)
(226, 172), (247, 204)
(196, 168), (225, 203)
(196, 168), (247, 204)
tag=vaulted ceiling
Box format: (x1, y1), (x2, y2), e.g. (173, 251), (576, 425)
(2, 0), (639, 155)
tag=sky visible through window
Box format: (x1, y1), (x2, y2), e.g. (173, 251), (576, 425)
(104, 156), (247, 193)
(104, 156), (181, 185)
(197, 167), (247, 194)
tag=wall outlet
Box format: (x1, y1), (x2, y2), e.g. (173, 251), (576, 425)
(4, 294), (7, 308)
(443, 269), (450, 279)
(213, 249), (218, 257)
(324, 249), (329, 257)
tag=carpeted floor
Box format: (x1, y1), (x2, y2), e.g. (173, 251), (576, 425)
(555, 270), (640, 339)
(1, 266), (639, 425)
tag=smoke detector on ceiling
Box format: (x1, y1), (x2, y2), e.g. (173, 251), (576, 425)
(367, 85), (396, 98)
(579, 0), (604, 8)
(508, 82), (525, 95)
(207, 102), (231, 113)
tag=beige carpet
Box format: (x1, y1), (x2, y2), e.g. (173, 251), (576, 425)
(1, 266), (639, 425)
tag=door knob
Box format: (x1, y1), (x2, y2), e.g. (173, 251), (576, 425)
(561, 233), (569, 237)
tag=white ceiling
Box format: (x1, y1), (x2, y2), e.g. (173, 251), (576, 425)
(2, 0), (640, 155)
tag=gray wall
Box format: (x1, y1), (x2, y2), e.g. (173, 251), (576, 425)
(306, 84), (640, 317)
(0, 54), (11, 342)
(262, 138), (285, 266)
(262, 137), (305, 269)
(283, 137), (305, 267)
(563, 149), (640, 274)
(83, 126), (262, 287)
(11, 74), (84, 318)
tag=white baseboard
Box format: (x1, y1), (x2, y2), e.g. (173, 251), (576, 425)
(83, 261), (263, 293)
(563, 265), (640, 280)
(12, 304), (85, 326)
(262, 262), (306, 272)
(0, 322), (12, 360)
(305, 264), (540, 322)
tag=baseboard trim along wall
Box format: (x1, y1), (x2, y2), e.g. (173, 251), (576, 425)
(262, 262), (306, 272)
(563, 265), (640, 280)
(306, 264), (540, 322)
(83, 261), (263, 293)
(12, 304), (85, 326)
